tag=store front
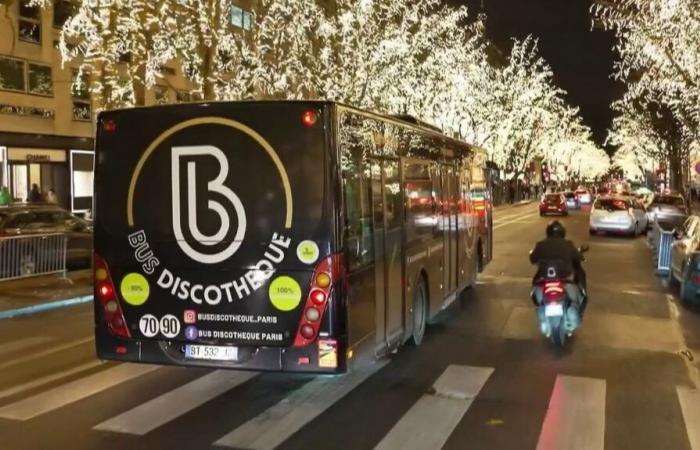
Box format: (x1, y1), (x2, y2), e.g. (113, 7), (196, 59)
(0, 133), (94, 213)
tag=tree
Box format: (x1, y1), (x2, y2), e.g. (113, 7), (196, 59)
(594, 0), (700, 188)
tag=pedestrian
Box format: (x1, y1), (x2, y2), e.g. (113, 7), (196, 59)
(0, 186), (10, 206)
(46, 188), (58, 204)
(28, 184), (42, 203)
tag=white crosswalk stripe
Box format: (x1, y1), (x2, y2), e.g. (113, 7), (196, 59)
(536, 375), (606, 450)
(0, 336), (53, 357)
(94, 370), (258, 435)
(0, 363), (159, 420)
(0, 360), (104, 401)
(374, 365), (493, 450)
(213, 357), (389, 450)
(677, 386), (700, 450)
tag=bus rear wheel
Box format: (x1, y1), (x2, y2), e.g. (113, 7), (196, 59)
(410, 277), (428, 346)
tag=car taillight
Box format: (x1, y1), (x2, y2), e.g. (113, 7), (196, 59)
(293, 253), (344, 347)
(94, 253), (131, 338)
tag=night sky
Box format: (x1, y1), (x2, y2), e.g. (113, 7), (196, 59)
(450, 0), (625, 150)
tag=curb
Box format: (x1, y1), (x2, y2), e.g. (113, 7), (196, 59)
(0, 295), (93, 320)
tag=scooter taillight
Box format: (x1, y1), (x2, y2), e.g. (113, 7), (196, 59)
(543, 281), (565, 303)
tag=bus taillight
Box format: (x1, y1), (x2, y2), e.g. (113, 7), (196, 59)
(94, 253), (131, 339)
(293, 254), (344, 347)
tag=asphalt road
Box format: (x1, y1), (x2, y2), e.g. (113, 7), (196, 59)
(2, 204), (700, 450)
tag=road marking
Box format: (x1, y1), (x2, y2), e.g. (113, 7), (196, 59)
(677, 387), (700, 450)
(94, 370), (258, 435)
(493, 211), (541, 230)
(0, 336), (53, 357)
(0, 336), (94, 370)
(536, 375), (606, 450)
(214, 357), (389, 450)
(374, 365), (493, 450)
(0, 363), (159, 420)
(0, 360), (104, 401)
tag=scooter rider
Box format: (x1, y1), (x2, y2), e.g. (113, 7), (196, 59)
(530, 221), (587, 326)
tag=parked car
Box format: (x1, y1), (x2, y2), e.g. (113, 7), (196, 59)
(647, 194), (688, 229)
(540, 193), (568, 216)
(564, 191), (580, 210)
(589, 196), (646, 236)
(668, 214), (700, 304)
(575, 189), (592, 205)
(0, 204), (92, 271)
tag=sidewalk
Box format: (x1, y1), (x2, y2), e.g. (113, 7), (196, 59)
(0, 270), (93, 319)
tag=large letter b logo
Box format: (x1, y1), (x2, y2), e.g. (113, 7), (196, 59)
(171, 145), (247, 264)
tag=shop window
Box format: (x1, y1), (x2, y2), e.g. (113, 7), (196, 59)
(0, 58), (26, 92)
(70, 151), (94, 212)
(231, 5), (253, 30)
(53, 0), (75, 28)
(28, 64), (53, 96)
(19, 0), (41, 44)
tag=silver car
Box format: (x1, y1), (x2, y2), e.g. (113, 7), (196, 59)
(589, 197), (645, 236)
(647, 194), (687, 229)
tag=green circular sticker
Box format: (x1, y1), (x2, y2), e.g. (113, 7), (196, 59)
(296, 240), (320, 265)
(120, 273), (150, 306)
(269, 276), (302, 311)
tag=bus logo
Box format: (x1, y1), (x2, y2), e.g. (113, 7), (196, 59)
(171, 145), (247, 264)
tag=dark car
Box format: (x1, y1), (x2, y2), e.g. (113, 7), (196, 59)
(647, 194), (688, 229)
(668, 214), (700, 304)
(0, 204), (93, 271)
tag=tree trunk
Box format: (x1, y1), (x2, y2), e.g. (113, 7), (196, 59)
(669, 152), (683, 194)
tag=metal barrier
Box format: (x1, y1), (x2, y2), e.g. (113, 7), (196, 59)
(649, 220), (675, 275)
(0, 234), (68, 282)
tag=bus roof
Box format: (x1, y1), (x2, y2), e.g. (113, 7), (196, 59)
(99, 100), (487, 160)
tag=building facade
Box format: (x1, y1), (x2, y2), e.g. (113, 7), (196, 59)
(0, 0), (257, 213)
(0, 0), (96, 212)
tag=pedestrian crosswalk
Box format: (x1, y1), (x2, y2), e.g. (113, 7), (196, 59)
(1, 356), (700, 450)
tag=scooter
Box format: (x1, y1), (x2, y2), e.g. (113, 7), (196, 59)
(532, 246), (589, 347)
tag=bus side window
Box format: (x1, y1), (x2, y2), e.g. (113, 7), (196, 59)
(340, 114), (375, 271)
(405, 161), (435, 243)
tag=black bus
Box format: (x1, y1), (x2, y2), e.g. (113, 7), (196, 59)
(93, 101), (492, 373)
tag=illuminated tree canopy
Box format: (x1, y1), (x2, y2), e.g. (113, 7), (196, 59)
(32, 0), (609, 178)
(593, 0), (700, 187)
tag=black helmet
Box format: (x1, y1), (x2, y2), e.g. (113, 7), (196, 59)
(546, 220), (566, 238)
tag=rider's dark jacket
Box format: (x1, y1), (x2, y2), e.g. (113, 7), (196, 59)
(529, 236), (586, 286)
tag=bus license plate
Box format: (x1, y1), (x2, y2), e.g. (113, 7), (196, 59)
(185, 345), (238, 361)
(544, 304), (564, 317)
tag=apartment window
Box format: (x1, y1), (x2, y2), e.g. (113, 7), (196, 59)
(176, 90), (192, 103)
(231, 5), (253, 30)
(19, 0), (41, 44)
(154, 85), (170, 105)
(71, 70), (91, 121)
(53, 0), (75, 28)
(0, 58), (26, 92)
(28, 64), (53, 95)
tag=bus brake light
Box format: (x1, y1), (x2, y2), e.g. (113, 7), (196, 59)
(293, 254), (345, 347)
(302, 110), (318, 127)
(94, 253), (131, 339)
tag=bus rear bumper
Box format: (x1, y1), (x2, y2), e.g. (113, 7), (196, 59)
(95, 328), (347, 374)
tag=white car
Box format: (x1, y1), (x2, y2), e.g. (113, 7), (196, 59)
(589, 197), (648, 236)
(576, 189), (592, 205)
